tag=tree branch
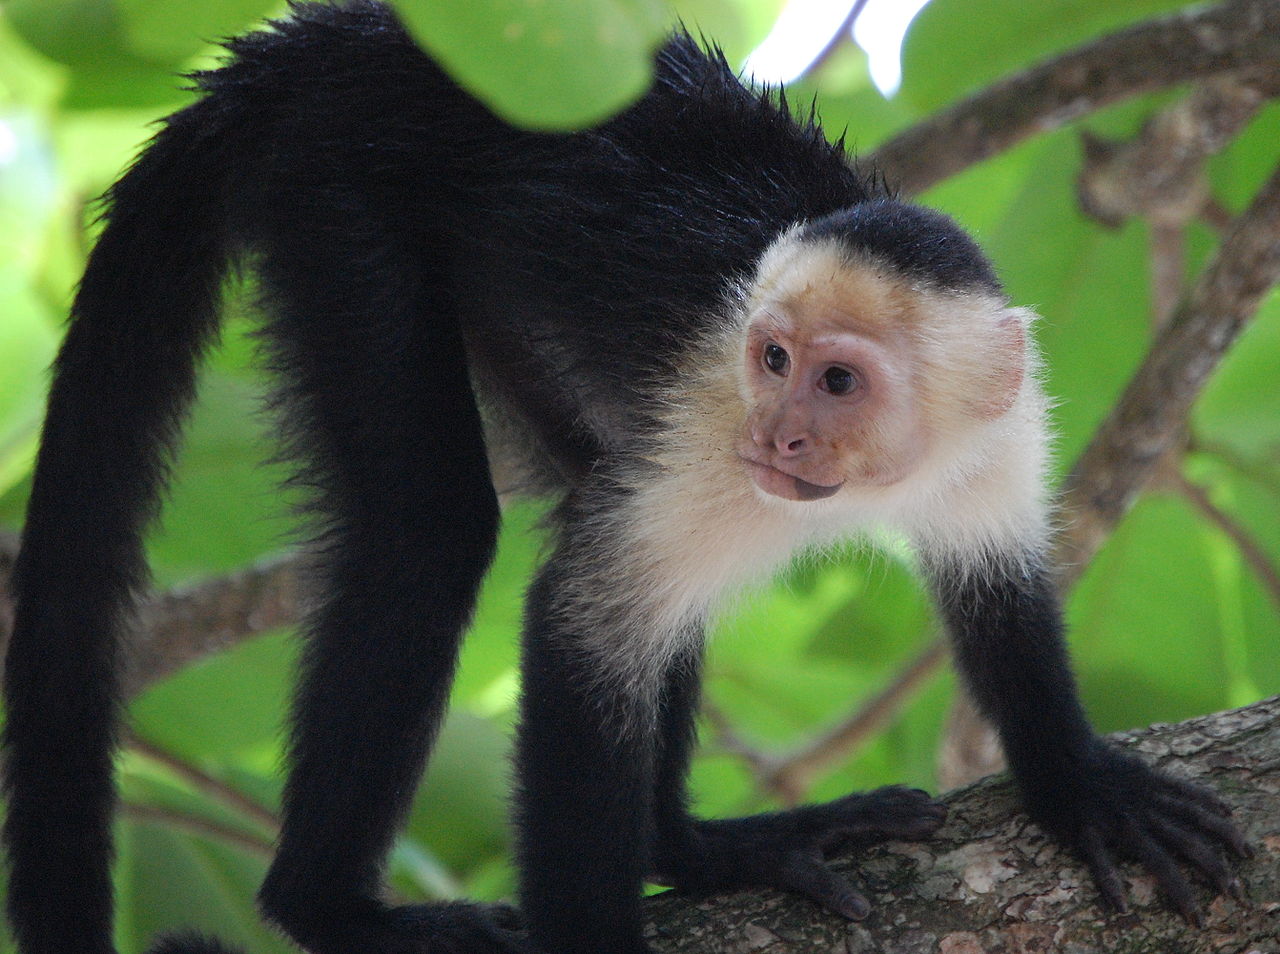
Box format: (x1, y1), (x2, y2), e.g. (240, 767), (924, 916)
(1055, 157), (1280, 582)
(761, 639), (949, 804)
(868, 0), (1280, 195)
(121, 553), (307, 698)
(644, 697), (1280, 953)
(1074, 77), (1271, 232)
(0, 534), (311, 699)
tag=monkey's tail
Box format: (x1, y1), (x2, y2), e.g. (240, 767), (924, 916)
(1, 92), (249, 954)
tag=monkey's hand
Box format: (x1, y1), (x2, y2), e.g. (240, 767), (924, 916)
(652, 786), (946, 920)
(1024, 740), (1251, 925)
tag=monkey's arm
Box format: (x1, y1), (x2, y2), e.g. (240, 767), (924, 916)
(929, 555), (1250, 922)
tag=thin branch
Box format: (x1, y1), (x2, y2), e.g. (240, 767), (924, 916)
(130, 736), (280, 832)
(1193, 436), (1280, 495)
(0, 530), (306, 699)
(1072, 76), (1273, 328)
(121, 803), (275, 860)
(868, 0), (1280, 194)
(1149, 223), (1185, 329)
(1055, 157), (1280, 583)
(760, 638), (948, 803)
(1170, 472), (1280, 614)
(701, 701), (775, 778)
(801, 0), (872, 80)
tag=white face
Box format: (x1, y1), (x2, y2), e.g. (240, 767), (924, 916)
(738, 305), (923, 501)
(736, 237), (1029, 507)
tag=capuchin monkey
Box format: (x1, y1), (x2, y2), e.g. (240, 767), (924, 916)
(2, 3), (1249, 953)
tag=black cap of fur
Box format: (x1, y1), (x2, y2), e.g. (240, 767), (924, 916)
(801, 200), (1003, 294)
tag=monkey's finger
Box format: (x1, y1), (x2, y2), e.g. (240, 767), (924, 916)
(1147, 816), (1242, 900)
(1155, 773), (1235, 818)
(808, 788), (947, 849)
(1152, 790), (1253, 859)
(778, 854), (872, 921)
(1120, 820), (1202, 927)
(1078, 827), (1128, 914)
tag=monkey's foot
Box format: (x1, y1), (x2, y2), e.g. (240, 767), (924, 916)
(1031, 741), (1251, 926)
(262, 896), (539, 954)
(653, 785), (946, 920)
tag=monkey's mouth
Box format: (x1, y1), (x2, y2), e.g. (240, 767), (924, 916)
(740, 458), (844, 502)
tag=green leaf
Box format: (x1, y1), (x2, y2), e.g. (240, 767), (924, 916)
(0, 14), (66, 108)
(1069, 494), (1238, 729)
(4, 0), (132, 68)
(668, 0), (785, 64)
(130, 630), (294, 760)
(389, 0), (668, 129)
(117, 819), (290, 953)
(453, 501), (545, 706)
(785, 53), (919, 155)
(899, 0), (1196, 113)
(405, 713), (512, 875)
(1184, 462), (1280, 700)
(142, 367), (294, 584)
(115, 0), (280, 64)
(3, 0), (195, 108)
(0, 271), (57, 497)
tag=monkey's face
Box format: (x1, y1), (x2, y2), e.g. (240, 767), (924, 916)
(735, 234), (1032, 506)
(737, 306), (926, 502)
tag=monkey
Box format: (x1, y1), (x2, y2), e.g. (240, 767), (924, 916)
(1, 2), (1250, 953)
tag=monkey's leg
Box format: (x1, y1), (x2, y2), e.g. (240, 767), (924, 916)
(648, 651), (945, 920)
(514, 552), (663, 954)
(250, 240), (530, 953)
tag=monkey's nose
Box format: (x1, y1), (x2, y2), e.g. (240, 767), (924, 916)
(776, 435), (808, 456)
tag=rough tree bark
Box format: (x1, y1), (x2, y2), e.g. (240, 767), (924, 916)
(644, 697), (1280, 954)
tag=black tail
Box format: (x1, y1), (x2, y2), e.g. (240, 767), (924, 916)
(2, 95), (245, 954)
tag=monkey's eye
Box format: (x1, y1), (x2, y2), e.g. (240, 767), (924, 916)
(763, 343), (789, 375)
(821, 366), (858, 395)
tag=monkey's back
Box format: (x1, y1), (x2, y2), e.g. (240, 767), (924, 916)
(194, 1), (877, 485)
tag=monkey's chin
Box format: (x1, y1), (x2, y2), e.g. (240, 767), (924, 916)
(742, 459), (844, 502)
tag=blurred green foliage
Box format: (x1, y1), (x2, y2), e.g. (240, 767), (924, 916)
(0, 0), (1277, 950)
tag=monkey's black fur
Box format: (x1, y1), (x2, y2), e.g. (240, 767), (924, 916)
(800, 202), (1002, 293)
(2, 3), (1247, 954)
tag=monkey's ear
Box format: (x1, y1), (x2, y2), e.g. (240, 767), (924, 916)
(975, 309), (1029, 420)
